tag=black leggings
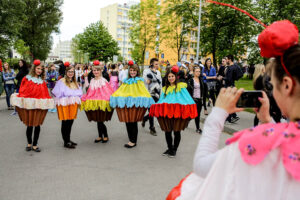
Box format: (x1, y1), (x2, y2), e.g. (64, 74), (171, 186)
(97, 122), (108, 138)
(125, 122), (138, 143)
(165, 131), (181, 151)
(26, 126), (40, 146)
(143, 111), (154, 128)
(194, 98), (202, 130)
(61, 120), (74, 144)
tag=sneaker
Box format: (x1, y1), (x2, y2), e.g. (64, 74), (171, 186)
(196, 129), (202, 134)
(150, 127), (157, 136)
(231, 117), (240, 123)
(10, 111), (17, 116)
(168, 150), (176, 158)
(162, 149), (170, 156)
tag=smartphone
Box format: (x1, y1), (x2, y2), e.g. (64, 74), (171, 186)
(236, 91), (263, 108)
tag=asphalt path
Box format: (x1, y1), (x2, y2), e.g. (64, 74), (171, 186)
(0, 99), (230, 200)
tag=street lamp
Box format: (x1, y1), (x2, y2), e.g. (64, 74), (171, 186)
(196, 0), (203, 63)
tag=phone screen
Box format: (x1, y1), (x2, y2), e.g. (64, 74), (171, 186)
(236, 91), (263, 108)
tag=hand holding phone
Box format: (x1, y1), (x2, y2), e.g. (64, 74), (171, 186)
(236, 91), (263, 108)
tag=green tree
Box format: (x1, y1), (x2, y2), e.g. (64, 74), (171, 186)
(14, 39), (31, 60)
(77, 21), (119, 62)
(129, 1), (159, 65)
(200, 0), (260, 65)
(0, 0), (25, 59)
(20, 0), (63, 61)
(71, 34), (83, 63)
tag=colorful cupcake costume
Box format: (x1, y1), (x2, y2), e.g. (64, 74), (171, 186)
(52, 79), (83, 121)
(150, 82), (197, 132)
(11, 74), (54, 126)
(81, 76), (114, 122)
(110, 77), (154, 122)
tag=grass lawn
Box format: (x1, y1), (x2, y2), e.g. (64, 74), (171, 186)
(235, 76), (254, 91)
(235, 76), (255, 113)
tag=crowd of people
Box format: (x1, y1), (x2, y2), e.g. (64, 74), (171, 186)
(0, 53), (283, 154)
(0, 18), (299, 199)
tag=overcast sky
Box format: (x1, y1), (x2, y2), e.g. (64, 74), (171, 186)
(52, 0), (139, 50)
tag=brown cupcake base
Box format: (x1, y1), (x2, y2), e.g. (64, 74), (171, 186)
(157, 117), (191, 132)
(85, 110), (114, 122)
(16, 107), (48, 127)
(116, 106), (147, 123)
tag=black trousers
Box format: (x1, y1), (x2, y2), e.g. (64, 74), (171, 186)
(143, 109), (154, 128)
(97, 122), (108, 138)
(208, 88), (216, 106)
(26, 126), (40, 146)
(165, 131), (181, 151)
(125, 122), (138, 143)
(61, 120), (74, 144)
(194, 98), (203, 130)
(203, 83), (208, 110)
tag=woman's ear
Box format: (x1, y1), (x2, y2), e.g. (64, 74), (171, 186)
(282, 76), (294, 96)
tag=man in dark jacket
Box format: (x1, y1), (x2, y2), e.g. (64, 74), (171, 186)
(224, 55), (241, 123)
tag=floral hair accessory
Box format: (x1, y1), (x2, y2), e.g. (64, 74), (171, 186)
(33, 60), (41, 66)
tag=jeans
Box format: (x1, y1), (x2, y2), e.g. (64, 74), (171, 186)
(4, 84), (15, 107)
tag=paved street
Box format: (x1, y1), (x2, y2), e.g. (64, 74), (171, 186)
(0, 98), (230, 200)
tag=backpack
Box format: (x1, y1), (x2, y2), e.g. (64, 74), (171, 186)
(233, 64), (244, 81)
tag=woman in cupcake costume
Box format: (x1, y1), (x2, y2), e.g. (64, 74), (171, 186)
(81, 60), (114, 143)
(11, 60), (54, 152)
(150, 66), (197, 157)
(52, 63), (83, 149)
(110, 63), (154, 148)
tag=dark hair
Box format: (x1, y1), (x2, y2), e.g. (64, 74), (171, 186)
(204, 58), (212, 71)
(150, 58), (159, 66)
(19, 59), (28, 68)
(128, 64), (140, 78)
(111, 64), (116, 70)
(164, 69), (178, 97)
(271, 44), (300, 84)
(227, 55), (234, 62)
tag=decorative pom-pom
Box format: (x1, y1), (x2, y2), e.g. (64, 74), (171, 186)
(128, 60), (134, 66)
(93, 60), (100, 66)
(171, 65), (179, 74)
(33, 60), (41, 66)
(258, 20), (299, 58)
(64, 62), (70, 67)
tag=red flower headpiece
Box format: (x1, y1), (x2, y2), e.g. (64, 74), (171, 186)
(258, 20), (299, 58)
(64, 62), (70, 67)
(93, 60), (100, 66)
(33, 60), (41, 66)
(171, 65), (179, 74)
(128, 60), (134, 66)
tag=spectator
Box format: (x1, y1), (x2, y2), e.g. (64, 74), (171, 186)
(46, 63), (59, 113)
(187, 66), (204, 133)
(142, 58), (162, 136)
(203, 58), (217, 107)
(253, 63), (282, 126)
(224, 55), (241, 123)
(109, 64), (119, 91)
(2, 62), (16, 110)
(216, 58), (226, 96)
(118, 64), (128, 84)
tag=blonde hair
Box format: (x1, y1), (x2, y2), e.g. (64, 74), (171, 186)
(253, 64), (265, 83)
(3, 62), (11, 73)
(29, 63), (46, 80)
